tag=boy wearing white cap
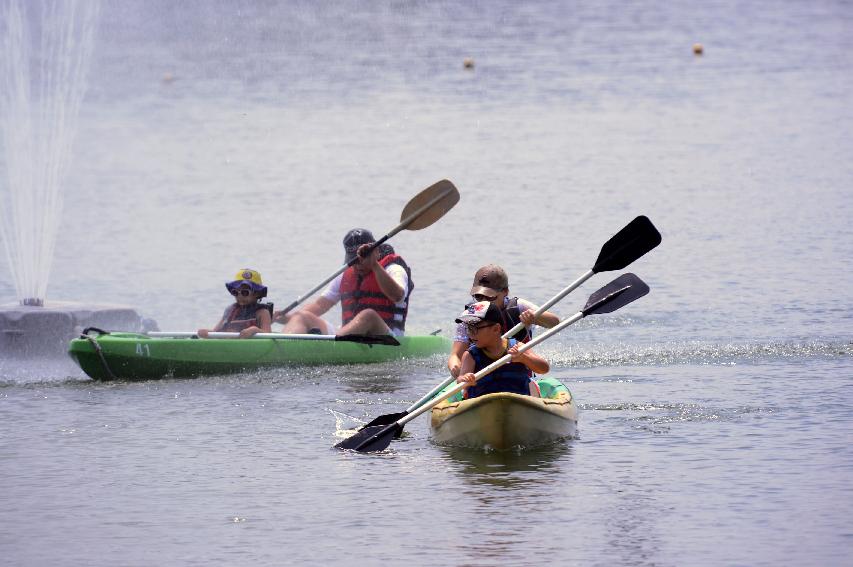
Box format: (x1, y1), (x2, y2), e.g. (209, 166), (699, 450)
(454, 301), (549, 398)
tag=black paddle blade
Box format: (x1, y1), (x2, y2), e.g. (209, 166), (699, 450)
(399, 180), (460, 230)
(592, 216), (661, 273)
(359, 411), (409, 431)
(335, 334), (400, 346)
(335, 423), (403, 453)
(582, 273), (650, 316)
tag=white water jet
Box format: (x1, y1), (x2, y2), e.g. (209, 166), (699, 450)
(0, 1), (155, 366)
(0, 0), (100, 305)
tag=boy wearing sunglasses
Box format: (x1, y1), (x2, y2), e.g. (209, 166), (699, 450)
(454, 301), (550, 398)
(197, 269), (273, 338)
(447, 264), (559, 378)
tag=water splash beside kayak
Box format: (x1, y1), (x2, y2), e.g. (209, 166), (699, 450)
(543, 338), (852, 368)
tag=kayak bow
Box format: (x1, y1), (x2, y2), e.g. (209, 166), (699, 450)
(429, 377), (578, 450)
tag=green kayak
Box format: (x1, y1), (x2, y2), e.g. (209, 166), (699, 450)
(69, 330), (450, 381)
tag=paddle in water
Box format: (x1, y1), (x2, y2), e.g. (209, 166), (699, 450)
(355, 215), (661, 432)
(276, 179), (460, 318)
(335, 272), (650, 453)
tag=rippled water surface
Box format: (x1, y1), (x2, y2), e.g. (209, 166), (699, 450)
(1, 1), (852, 566)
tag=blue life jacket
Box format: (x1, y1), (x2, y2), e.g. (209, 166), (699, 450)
(466, 338), (532, 398)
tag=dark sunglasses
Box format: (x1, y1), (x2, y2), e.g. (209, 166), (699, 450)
(466, 322), (496, 334)
(230, 288), (253, 297)
(472, 293), (497, 302)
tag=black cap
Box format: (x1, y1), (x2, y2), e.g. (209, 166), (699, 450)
(343, 228), (375, 262)
(455, 301), (503, 325)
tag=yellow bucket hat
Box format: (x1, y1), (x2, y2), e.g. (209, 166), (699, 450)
(226, 268), (267, 297)
(232, 268), (263, 285)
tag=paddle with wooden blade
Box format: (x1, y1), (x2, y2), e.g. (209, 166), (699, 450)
(275, 179), (460, 319)
(335, 272), (650, 453)
(147, 332), (400, 345)
(355, 215), (661, 432)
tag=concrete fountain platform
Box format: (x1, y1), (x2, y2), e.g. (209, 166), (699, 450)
(0, 301), (158, 359)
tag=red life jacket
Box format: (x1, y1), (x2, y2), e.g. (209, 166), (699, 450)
(221, 303), (274, 332)
(340, 253), (412, 331)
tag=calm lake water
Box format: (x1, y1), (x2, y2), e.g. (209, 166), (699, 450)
(1, 1), (852, 565)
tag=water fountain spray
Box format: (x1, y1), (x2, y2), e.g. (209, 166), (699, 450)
(0, 1), (155, 364)
(0, 0), (100, 306)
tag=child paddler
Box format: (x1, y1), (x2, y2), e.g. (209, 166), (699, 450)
(274, 228), (412, 337)
(454, 301), (549, 398)
(197, 269), (273, 338)
(447, 264), (559, 378)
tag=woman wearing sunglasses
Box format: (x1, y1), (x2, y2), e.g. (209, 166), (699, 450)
(447, 264), (559, 378)
(197, 268), (273, 338)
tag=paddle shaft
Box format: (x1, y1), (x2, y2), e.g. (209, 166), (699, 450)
(501, 215), (661, 340)
(376, 288), (585, 422)
(398, 216), (660, 415)
(401, 269), (595, 409)
(392, 310), (586, 429)
(407, 272), (592, 414)
(501, 268), (594, 340)
(338, 274), (648, 451)
(408, 375), (457, 415)
(278, 184), (456, 316)
(149, 332), (342, 340)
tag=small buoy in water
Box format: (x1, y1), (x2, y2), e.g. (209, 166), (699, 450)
(162, 72), (176, 84)
(692, 43), (704, 56)
(463, 57), (475, 69)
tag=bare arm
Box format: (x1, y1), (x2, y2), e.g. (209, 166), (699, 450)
(447, 340), (468, 377)
(236, 306), (273, 338)
(519, 305), (560, 328)
(358, 245), (404, 303)
(199, 311), (229, 336)
(256, 308), (272, 332)
(534, 309), (559, 328)
(456, 351), (477, 386)
(508, 343), (550, 375)
(211, 314), (228, 332)
(372, 262), (405, 303)
(303, 296), (336, 316)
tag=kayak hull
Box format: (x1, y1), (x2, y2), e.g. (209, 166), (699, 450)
(429, 379), (578, 450)
(68, 332), (450, 381)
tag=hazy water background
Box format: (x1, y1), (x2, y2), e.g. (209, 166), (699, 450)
(1, 1), (852, 565)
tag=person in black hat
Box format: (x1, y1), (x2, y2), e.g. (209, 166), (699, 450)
(447, 264), (560, 378)
(274, 228), (413, 336)
(342, 228), (374, 263)
(453, 301), (549, 398)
